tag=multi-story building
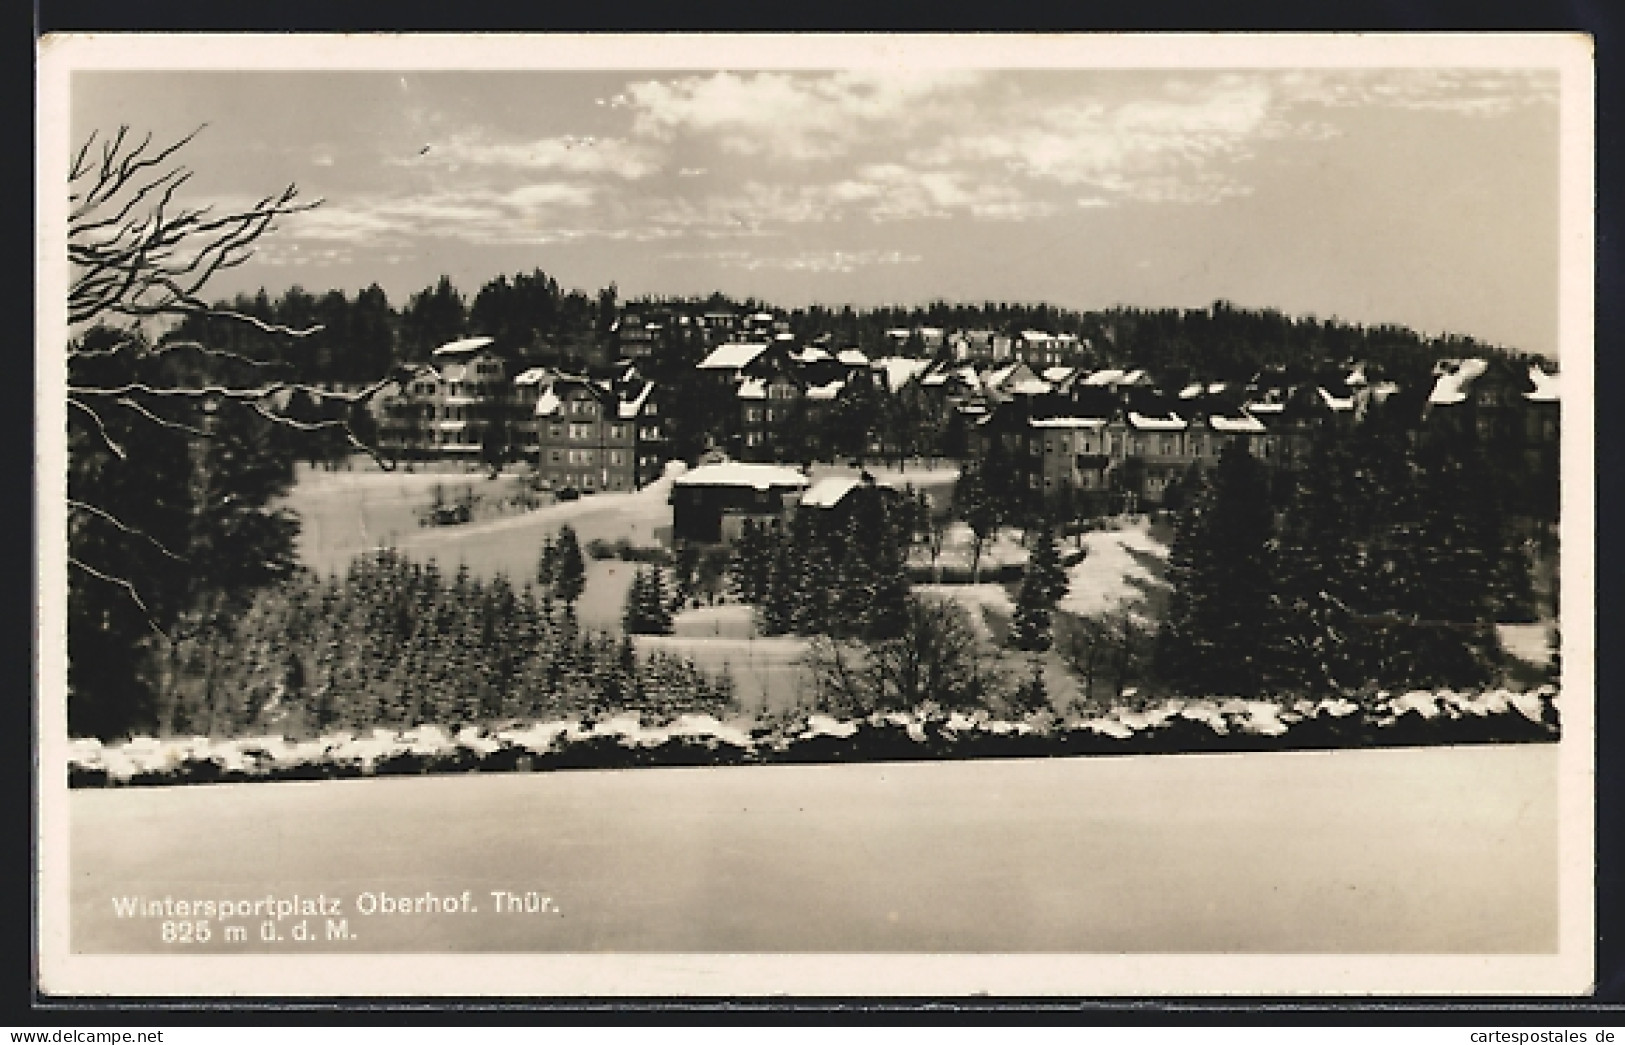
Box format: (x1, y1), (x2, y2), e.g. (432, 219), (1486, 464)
(532, 372), (666, 494)
(372, 336), (507, 458)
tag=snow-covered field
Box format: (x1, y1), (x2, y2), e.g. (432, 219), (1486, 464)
(69, 743), (1557, 954)
(1060, 519), (1171, 621)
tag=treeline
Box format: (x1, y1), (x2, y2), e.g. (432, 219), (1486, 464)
(150, 545), (736, 739)
(177, 268), (1546, 393)
(1154, 419), (1536, 698)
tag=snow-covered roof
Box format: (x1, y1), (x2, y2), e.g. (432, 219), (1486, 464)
(1246, 401), (1286, 414)
(1525, 365), (1560, 403)
(698, 342), (767, 370)
(1178, 383), (1204, 399)
(1030, 416), (1108, 429)
(1128, 412), (1186, 431)
(1427, 358), (1490, 405)
(773, 331), (797, 342)
(1207, 382), (1228, 395)
(1208, 414), (1266, 434)
(737, 377), (767, 400)
(750, 312), (776, 323)
(673, 463), (811, 491)
(806, 379), (846, 401)
(532, 389), (561, 417)
(986, 363), (1020, 387)
(432, 336), (496, 358)
(791, 347), (831, 364)
(1008, 378), (1053, 396)
(513, 367), (552, 387)
(1081, 368), (1126, 386)
(1042, 366), (1076, 384)
(1318, 387), (1356, 412)
(872, 357), (932, 390)
(799, 476), (864, 508)
(1020, 329), (1055, 342)
(619, 381), (656, 418)
(836, 349), (869, 367)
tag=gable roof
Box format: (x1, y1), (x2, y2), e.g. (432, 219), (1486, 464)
(673, 462), (811, 491)
(1524, 365), (1560, 403)
(698, 342), (768, 371)
(432, 336), (496, 358)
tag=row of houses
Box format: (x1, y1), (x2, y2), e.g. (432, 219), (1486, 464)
(372, 335), (1560, 520)
(372, 337), (670, 494)
(968, 355), (1561, 512)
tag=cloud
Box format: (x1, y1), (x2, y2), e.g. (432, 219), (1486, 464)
(283, 182), (609, 249)
(661, 248), (921, 274)
(1274, 68), (1560, 116)
(402, 133), (659, 180)
(917, 82), (1274, 204)
(621, 69), (982, 161)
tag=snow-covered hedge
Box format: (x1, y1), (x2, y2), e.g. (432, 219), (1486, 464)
(67, 687), (1559, 788)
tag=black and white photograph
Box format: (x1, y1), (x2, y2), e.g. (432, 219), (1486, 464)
(35, 33), (1594, 996)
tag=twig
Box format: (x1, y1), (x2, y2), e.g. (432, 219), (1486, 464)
(68, 556), (166, 637)
(68, 499), (187, 561)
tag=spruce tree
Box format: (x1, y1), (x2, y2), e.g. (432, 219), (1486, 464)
(622, 566), (653, 635)
(1264, 431), (1364, 693)
(643, 566), (674, 635)
(1154, 440), (1274, 696)
(760, 535), (797, 636)
(552, 525), (587, 608)
(1010, 561), (1055, 652)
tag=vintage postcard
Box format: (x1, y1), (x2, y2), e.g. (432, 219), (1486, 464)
(35, 33), (1595, 997)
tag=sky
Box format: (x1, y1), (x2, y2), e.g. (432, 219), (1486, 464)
(70, 66), (1562, 356)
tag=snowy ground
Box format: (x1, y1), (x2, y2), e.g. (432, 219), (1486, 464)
(1497, 623), (1557, 667)
(913, 584), (1015, 641)
(1059, 519), (1171, 621)
(69, 743), (1557, 954)
(631, 634), (812, 713)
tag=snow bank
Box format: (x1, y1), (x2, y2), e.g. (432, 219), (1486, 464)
(68, 686), (1559, 788)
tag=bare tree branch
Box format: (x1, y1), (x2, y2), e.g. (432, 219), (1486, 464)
(68, 399), (126, 459)
(68, 556), (166, 637)
(113, 397), (210, 438)
(68, 499), (187, 561)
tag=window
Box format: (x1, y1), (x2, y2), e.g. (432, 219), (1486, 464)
(1029, 474), (1041, 489)
(1045, 440), (1055, 454)
(745, 407), (761, 423)
(1160, 436), (1176, 456)
(609, 451), (624, 465)
(609, 425), (625, 440)
(641, 426), (660, 440)
(746, 432), (762, 447)
(550, 425), (562, 439)
(646, 401), (658, 415)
